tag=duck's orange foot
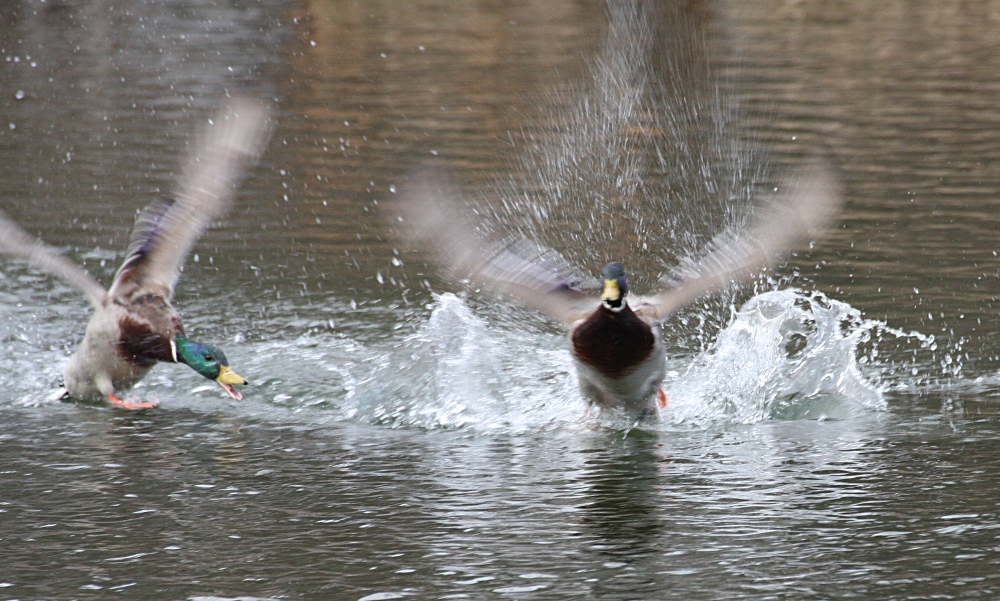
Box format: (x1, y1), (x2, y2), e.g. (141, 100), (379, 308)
(657, 388), (668, 408)
(107, 394), (159, 410)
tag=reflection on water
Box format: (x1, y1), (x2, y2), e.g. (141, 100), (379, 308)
(3, 0), (1000, 599)
(6, 409), (1000, 599)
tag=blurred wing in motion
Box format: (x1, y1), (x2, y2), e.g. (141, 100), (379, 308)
(396, 173), (598, 326)
(109, 97), (274, 300)
(636, 159), (843, 320)
(0, 210), (106, 308)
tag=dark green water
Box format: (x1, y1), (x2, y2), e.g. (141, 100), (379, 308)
(3, 1), (1000, 599)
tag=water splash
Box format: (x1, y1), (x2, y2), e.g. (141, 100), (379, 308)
(665, 289), (886, 425)
(342, 291), (896, 431)
(0, 281), (967, 432)
(344, 293), (579, 432)
(346, 293), (504, 429)
(481, 0), (767, 294)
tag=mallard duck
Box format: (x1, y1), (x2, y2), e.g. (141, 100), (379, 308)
(397, 161), (842, 419)
(0, 98), (272, 409)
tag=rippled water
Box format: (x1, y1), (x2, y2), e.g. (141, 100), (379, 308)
(3, 0), (1000, 599)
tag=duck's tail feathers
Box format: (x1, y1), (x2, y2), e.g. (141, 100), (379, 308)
(0, 210), (106, 308)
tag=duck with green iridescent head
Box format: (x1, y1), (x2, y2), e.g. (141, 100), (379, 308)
(0, 98), (272, 409)
(396, 161), (842, 420)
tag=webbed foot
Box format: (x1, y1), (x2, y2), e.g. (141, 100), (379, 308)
(107, 394), (159, 410)
(657, 388), (668, 408)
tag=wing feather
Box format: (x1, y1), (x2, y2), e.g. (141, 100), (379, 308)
(0, 210), (106, 307)
(108, 97), (273, 300)
(637, 159), (842, 320)
(396, 174), (597, 326)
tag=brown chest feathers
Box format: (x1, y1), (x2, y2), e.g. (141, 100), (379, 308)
(571, 304), (655, 378)
(115, 294), (183, 367)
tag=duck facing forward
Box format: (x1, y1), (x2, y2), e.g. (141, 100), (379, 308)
(570, 261), (666, 417)
(0, 98), (273, 409)
(397, 161), (842, 419)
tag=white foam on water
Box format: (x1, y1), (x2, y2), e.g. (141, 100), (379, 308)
(0, 280), (958, 434)
(342, 293), (582, 433)
(336, 290), (894, 432)
(664, 289), (886, 425)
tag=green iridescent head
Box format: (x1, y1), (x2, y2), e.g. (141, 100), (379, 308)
(175, 334), (248, 400)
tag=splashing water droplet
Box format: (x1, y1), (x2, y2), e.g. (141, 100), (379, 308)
(666, 289), (885, 425)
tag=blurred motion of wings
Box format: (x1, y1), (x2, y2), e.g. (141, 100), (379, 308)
(0, 209), (107, 308)
(108, 97), (274, 301)
(395, 173), (600, 326)
(0, 97), (274, 309)
(394, 159), (842, 326)
(637, 160), (842, 320)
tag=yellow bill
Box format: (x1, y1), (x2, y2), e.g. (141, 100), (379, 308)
(216, 365), (248, 400)
(601, 279), (621, 303)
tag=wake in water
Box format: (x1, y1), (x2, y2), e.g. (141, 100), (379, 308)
(0, 279), (962, 433)
(343, 293), (579, 433)
(331, 291), (899, 432)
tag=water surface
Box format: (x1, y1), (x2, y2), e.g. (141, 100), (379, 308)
(2, 0), (1000, 599)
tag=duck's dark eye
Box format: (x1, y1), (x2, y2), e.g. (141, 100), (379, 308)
(205, 354), (215, 362)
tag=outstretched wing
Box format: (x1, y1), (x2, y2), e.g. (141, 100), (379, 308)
(0, 210), (106, 308)
(634, 159), (843, 321)
(108, 97), (273, 300)
(396, 174), (598, 327)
